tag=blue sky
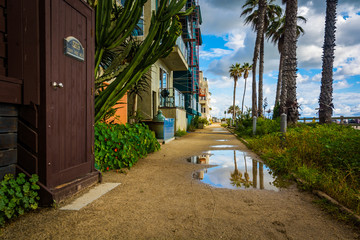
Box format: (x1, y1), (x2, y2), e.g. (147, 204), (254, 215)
(199, 0), (360, 118)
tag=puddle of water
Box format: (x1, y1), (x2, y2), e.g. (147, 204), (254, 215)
(215, 139), (229, 142)
(211, 128), (228, 133)
(188, 150), (281, 191)
(210, 145), (237, 148)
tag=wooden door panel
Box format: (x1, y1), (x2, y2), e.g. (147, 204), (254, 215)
(47, 0), (93, 187)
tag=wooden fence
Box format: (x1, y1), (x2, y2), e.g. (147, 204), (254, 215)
(298, 116), (360, 126)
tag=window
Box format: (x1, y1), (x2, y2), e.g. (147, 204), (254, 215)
(200, 96), (206, 101)
(160, 68), (168, 89)
(201, 107), (206, 114)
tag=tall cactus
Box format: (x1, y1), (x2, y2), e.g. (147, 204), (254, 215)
(91, 0), (146, 77)
(92, 0), (193, 123)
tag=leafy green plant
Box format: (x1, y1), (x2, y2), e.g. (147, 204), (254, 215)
(187, 124), (196, 132)
(198, 117), (209, 125)
(0, 173), (40, 226)
(175, 129), (187, 137)
(94, 123), (160, 171)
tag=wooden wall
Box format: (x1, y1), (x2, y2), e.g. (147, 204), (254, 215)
(0, 1), (16, 179)
(0, 0), (6, 76)
(0, 103), (17, 179)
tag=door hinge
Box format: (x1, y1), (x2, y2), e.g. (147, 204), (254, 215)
(91, 145), (94, 154)
(91, 87), (93, 96)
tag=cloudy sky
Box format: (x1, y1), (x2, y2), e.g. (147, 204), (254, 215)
(199, 0), (360, 118)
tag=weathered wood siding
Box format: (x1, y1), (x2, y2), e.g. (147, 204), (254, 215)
(0, 103), (17, 179)
(0, 1), (17, 180)
(0, 0), (6, 76)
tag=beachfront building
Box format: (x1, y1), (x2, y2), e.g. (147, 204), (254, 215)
(199, 71), (211, 122)
(173, 0), (203, 126)
(126, 0), (189, 132)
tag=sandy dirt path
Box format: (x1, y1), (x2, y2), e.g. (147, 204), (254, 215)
(1, 123), (359, 239)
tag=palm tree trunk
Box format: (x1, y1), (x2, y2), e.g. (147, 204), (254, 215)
(275, 52), (283, 107)
(258, 32), (265, 117)
(251, 0), (266, 118)
(252, 56), (258, 118)
(252, 160), (257, 189)
(233, 150), (238, 174)
(319, 0), (337, 124)
(241, 78), (247, 115)
(259, 162), (264, 189)
(232, 78), (237, 126)
(281, 0), (299, 124)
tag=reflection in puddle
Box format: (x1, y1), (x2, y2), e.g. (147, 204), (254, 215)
(211, 128), (228, 133)
(210, 145), (237, 148)
(187, 154), (211, 164)
(189, 150), (280, 191)
(215, 139), (229, 142)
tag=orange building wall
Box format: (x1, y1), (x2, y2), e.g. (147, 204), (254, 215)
(107, 93), (128, 124)
(102, 82), (128, 124)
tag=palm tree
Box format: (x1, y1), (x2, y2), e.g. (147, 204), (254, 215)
(319, 0), (338, 124)
(266, 14), (306, 112)
(241, 0), (282, 117)
(229, 63), (243, 125)
(230, 150), (244, 188)
(240, 63), (252, 115)
(243, 153), (252, 188)
(227, 105), (241, 119)
(279, 0), (299, 124)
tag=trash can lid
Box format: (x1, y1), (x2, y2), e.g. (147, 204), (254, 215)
(153, 110), (165, 122)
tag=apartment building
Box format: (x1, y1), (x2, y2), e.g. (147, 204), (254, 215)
(174, 0), (203, 126)
(199, 71), (211, 121)
(117, 0), (203, 131)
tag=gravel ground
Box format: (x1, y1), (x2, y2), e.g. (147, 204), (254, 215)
(1, 123), (359, 239)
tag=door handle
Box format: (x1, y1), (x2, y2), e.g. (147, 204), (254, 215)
(52, 82), (64, 89)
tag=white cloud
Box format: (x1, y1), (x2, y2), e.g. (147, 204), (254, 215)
(334, 80), (352, 90)
(224, 33), (246, 50)
(311, 73), (322, 82)
(208, 76), (233, 89)
(200, 48), (233, 60)
(301, 106), (316, 117)
(297, 73), (310, 84)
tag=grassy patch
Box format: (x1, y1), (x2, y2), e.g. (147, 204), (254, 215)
(237, 123), (360, 215)
(313, 198), (356, 225)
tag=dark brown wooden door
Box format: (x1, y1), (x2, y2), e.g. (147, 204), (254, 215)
(45, 0), (94, 187)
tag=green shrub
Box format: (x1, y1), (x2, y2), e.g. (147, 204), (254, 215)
(94, 123), (160, 171)
(0, 173), (40, 226)
(246, 124), (360, 214)
(235, 117), (280, 137)
(175, 129), (187, 137)
(198, 117), (209, 125)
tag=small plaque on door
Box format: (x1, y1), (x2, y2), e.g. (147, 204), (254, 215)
(64, 36), (85, 61)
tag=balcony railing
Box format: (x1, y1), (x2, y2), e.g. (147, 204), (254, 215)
(159, 88), (185, 109)
(175, 36), (187, 62)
